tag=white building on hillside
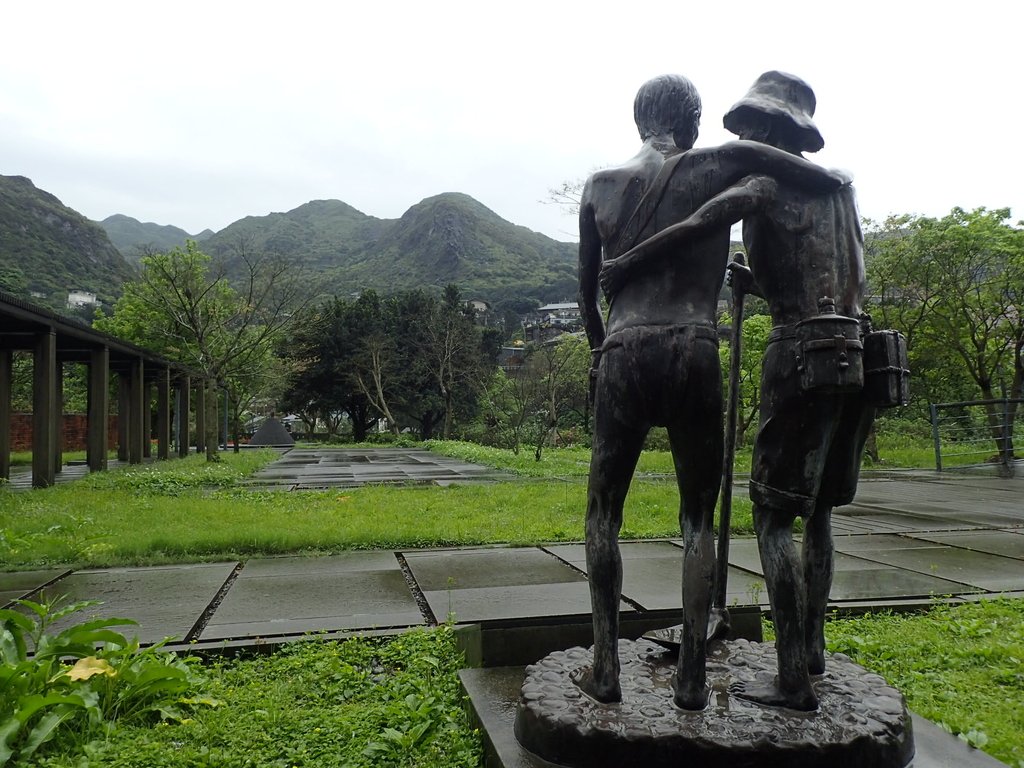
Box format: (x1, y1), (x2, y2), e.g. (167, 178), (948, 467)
(67, 290), (99, 309)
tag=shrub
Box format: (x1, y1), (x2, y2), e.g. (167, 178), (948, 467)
(0, 598), (207, 765)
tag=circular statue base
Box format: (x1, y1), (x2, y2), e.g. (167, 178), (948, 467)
(514, 639), (914, 768)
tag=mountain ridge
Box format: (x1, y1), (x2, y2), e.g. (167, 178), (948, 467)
(0, 175), (136, 309)
(1, 174), (578, 313)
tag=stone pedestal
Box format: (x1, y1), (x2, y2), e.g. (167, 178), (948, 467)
(514, 638), (914, 768)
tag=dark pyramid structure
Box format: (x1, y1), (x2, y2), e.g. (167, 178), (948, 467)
(249, 417), (295, 447)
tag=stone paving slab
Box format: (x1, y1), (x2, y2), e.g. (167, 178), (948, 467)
(926, 470), (1024, 494)
(34, 563), (236, 645)
(833, 534), (944, 552)
(404, 547), (586, 591)
(245, 447), (512, 489)
(542, 541), (678, 566)
(404, 546), (622, 623)
(847, 479), (1023, 526)
(0, 569), (70, 606)
(833, 506), (985, 533)
(903, 530), (1024, 560)
(423, 581), (610, 624)
(849, 546), (1024, 593)
(240, 551), (402, 575)
(542, 541), (770, 610)
(829, 568), (978, 601)
(200, 554), (424, 641)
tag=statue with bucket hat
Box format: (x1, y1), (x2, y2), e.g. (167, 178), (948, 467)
(510, 72), (914, 768)
(603, 70), (910, 712)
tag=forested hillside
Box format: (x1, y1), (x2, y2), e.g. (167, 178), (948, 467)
(100, 214), (211, 265)
(4, 175), (578, 315)
(200, 193), (578, 306)
(0, 175), (135, 309)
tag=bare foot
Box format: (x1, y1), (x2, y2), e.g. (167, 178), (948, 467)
(672, 678), (710, 711)
(707, 607), (731, 643)
(729, 677), (818, 711)
(570, 665), (622, 704)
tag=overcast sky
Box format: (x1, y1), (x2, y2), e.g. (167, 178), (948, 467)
(3, 1), (1021, 243)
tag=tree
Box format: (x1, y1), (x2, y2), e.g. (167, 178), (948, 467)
(95, 241), (303, 460)
(866, 208), (1024, 458)
(280, 298), (379, 441)
(426, 285), (495, 439)
(529, 334), (589, 460)
(719, 312), (771, 446)
(542, 178), (586, 218)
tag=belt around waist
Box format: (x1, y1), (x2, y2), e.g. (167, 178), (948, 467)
(767, 325), (797, 344)
(602, 322), (719, 352)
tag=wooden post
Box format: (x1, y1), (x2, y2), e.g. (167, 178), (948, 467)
(0, 349), (11, 481)
(117, 373), (129, 462)
(195, 380), (207, 454)
(156, 368), (170, 460)
(87, 346), (109, 472)
(53, 362), (64, 475)
(32, 330), (56, 488)
(177, 374), (190, 458)
(129, 357), (144, 464)
(142, 382), (153, 459)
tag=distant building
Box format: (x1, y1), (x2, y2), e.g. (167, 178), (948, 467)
(67, 290), (99, 309)
(523, 300), (583, 343)
(467, 299), (494, 326)
(498, 342), (528, 371)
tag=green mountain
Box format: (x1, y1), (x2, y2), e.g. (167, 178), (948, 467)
(99, 214), (210, 265)
(202, 198), (387, 274)
(3, 179), (578, 314)
(201, 193), (578, 305)
(0, 175), (136, 310)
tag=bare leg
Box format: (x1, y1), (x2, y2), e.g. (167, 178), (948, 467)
(573, 405), (645, 704)
(803, 503), (833, 675)
(731, 504), (817, 710)
(667, 372), (721, 710)
(671, 463), (716, 710)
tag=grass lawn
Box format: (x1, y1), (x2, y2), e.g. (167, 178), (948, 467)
(12, 602), (1021, 767)
(825, 598), (1024, 767)
(0, 447), (753, 570)
(3, 438), (1022, 767)
(6, 624), (479, 768)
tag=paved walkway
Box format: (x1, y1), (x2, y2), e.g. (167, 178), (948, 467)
(2, 449), (1023, 652)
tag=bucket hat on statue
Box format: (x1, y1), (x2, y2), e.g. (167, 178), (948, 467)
(724, 70), (824, 152)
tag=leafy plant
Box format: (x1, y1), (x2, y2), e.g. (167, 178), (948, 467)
(0, 597), (206, 765)
(825, 598), (1024, 766)
(79, 626), (481, 767)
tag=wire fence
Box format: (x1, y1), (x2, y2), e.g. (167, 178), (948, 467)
(929, 398), (1023, 474)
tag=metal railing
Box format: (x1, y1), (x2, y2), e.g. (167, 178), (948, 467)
(929, 398), (1022, 474)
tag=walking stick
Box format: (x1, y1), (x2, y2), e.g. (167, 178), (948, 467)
(646, 253), (750, 651)
(709, 253), (748, 640)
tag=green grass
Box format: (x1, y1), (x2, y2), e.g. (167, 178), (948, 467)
(13, 626), (481, 768)
(0, 447), (753, 569)
(825, 598), (1024, 767)
(4, 438), (1023, 766)
(425, 439), (757, 476)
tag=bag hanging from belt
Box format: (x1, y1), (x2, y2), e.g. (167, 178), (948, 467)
(863, 326), (910, 408)
(793, 297), (864, 393)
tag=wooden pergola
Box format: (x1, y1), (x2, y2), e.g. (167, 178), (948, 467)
(0, 290), (211, 488)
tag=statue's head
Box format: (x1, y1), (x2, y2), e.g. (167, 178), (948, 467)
(723, 71), (823, 153)
(634, 74), (701, 150)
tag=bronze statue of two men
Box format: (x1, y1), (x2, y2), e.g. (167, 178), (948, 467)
(576, 71), (874, 712)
